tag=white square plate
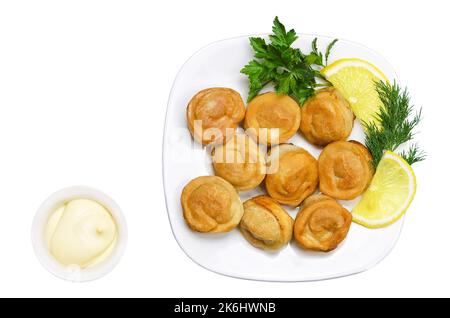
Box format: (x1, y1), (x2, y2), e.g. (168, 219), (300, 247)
(163, 34), (403, 281)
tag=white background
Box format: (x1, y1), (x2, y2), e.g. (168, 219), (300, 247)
(0, 0), (447, 297)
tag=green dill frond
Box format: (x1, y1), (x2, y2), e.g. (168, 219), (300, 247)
(400, 144), (426, 165)
(364, 81), (425, 168)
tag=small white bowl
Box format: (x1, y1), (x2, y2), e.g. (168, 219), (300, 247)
(31, 186), (128, 282)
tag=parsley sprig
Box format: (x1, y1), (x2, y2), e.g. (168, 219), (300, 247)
(240, 17), (338, 104)
(364, 81), (425, 167)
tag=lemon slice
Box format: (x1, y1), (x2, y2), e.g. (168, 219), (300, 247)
(321, 58), (389, 125)
(352, 151), (416, 228)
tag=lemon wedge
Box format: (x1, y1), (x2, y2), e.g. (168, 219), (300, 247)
(352, 151), (416, 228)
(321, 58), (389, 125)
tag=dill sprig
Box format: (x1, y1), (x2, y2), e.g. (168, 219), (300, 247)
(400, 144), (426, 165)
(364, 81), (425, 167)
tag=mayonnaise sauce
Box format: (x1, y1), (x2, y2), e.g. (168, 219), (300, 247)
(45, 198), (117, 268)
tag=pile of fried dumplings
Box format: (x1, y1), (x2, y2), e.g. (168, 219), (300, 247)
(181, 87), (374, 253)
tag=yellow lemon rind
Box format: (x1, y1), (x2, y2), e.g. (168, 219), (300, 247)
(321, 58), (389, 83)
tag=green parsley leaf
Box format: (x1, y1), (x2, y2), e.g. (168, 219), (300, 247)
(325, 38), (338, 65)
(270, 16), (298, 48)
(241, 17), (338, 104)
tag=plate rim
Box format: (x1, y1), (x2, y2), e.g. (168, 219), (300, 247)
(162, 34), (404, 282)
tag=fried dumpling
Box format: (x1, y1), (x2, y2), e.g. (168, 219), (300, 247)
(266, 144), (319, 206)
(211, 134), (266, 191)
(244, 92), (301, 145)
(187, 88), (246, 145)
(240, 196), (294, 251)
(181, 176), (244, 233)
(300, 88), (354, 146)
(318, 140), (374, 200)
(294, 194), (352, 252)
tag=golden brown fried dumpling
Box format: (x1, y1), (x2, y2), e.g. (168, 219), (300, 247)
(187, 88), (246, 145)
(300, 88), (355, 146)
(181, 176), (244, 233)
(266, 144), (319, 206)
(240, 196), (293, 251)
(318, 140), (374, 200)
(294, 194), (352, 252)
(244, 92), (301, 145)
(211, 134), (266, 191)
